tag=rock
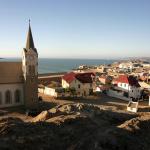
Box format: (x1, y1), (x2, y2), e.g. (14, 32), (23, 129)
(32, 111), (50, 122)
(49, 108), (58, 114)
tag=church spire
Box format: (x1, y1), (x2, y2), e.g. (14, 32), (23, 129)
(26, 20), (35, 49)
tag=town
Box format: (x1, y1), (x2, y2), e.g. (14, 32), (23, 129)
(0, 0), (150, 149)
(38, 59), (150, 113)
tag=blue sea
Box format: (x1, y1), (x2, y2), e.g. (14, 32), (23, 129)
(0, 58), (117, 74)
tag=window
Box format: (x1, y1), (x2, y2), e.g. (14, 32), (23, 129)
(78, 84), (80, 88)
(15, 90), (21, 103)
(0, 92), (2, 105)
(5, 90), (12, 104)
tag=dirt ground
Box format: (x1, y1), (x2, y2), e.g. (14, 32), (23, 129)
(38, 92), (150, 113)
(0, 102), (150, 150)
(0, 93), (150, 150)
(0, 93), (149, 121)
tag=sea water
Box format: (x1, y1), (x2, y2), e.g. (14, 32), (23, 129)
(0, 58), (117, 74)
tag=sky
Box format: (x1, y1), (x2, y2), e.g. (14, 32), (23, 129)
(0, 0), (150, 59)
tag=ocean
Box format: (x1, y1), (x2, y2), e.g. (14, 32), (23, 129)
(0, 58), (117, 74)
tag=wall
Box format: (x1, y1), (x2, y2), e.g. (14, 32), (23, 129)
(62, 79), (92, 97)
(0, 83), (24, 108)
(117, 82), (130, 91)
(44, 87), (57, 97)
(129, 86), (141, 99)
(107, 89), (131, 101)
(117, 82), (141, 99)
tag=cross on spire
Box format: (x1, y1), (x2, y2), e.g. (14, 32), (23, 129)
(26, 20), (35, 50)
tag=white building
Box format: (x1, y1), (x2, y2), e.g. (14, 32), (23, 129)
(113, 75), (141, 99)
(119, 62), (133, 71)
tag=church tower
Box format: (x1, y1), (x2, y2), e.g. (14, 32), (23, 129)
(22, 21), (38, 108)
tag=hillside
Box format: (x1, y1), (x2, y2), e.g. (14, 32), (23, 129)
(0, 103), (150, 150)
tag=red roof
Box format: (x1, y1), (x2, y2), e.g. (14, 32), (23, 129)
(62, 72), (95, 84)
(116, 75), (140, 87)
(62, 72), (76, 83)
(76, 73), (95, 83)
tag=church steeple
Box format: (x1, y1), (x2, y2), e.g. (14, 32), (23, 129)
(22, 20), (38, 108)
(26, 20), (35, 50)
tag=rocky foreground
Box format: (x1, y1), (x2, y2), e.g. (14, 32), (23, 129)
(0, 103), (150, 150)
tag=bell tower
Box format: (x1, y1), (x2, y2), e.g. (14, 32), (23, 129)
(22, 21), (38, 108)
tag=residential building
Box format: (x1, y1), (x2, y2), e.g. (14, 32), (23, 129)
(113, 75), (141, 99)
(62, 72), (94, 97)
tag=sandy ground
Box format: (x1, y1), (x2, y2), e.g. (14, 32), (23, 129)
(0, 93), (149, 121)
(38, 92), (150, 113)
(0, 94), (150, 150)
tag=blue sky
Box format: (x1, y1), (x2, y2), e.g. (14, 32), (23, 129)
(0, 0), (150, 59)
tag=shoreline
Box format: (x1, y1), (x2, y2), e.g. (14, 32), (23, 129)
(38, 72), (66, 77)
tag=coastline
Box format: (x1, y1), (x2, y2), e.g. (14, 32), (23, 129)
(38, 72), (67, 77)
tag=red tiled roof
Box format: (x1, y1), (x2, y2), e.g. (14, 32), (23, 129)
(116, 75), (140, 87)
(116, 75), (129, 83)
(62, 72), (95, 84)
(62, 72), (76, 83)
(76, 73), (95, 83)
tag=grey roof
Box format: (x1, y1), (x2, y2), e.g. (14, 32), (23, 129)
(0, 62), (23, 84)
(25, 23), (37, 53)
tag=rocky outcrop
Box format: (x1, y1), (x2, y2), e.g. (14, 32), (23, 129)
(0, 104), (149, 150)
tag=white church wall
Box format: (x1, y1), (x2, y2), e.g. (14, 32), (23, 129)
(0, 83), (24, 108)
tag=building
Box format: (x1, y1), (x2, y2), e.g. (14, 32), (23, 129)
(62, 72), (94, 97)
(113, 75), (141, 99)
(119, 62), (133, 72)
(0, 22), (38, 108)
(99, 75), (112, 85)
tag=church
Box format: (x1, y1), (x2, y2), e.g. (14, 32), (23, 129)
(0, 22), (38, 108)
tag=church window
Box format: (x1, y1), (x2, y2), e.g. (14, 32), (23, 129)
(0, 92), (2, 105)
(15, 90), (21, 103)
(5, 90), (12, 104)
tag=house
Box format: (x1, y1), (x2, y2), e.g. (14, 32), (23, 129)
(99, 75), (112, 85)
(138, 81), (150, 90)
(139, 73), (149, 82)
(62, 72), (94, 97)
(119, 62), (133, 72)
(113, 75), (141, 100)
(0, 22), (38, 108)
(142, 61), (150, 68)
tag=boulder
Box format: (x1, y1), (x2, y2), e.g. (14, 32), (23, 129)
(32, 111), (50, 122)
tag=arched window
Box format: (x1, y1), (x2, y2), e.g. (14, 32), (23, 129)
(0, 92), (2, 105)
(15, 90), (21, 103)
(5, 90), (12, 104)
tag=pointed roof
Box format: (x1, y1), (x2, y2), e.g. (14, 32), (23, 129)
(26, 20), (35, 50)
(62, 72), (95, 84)
(116, 75), (140, 87)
